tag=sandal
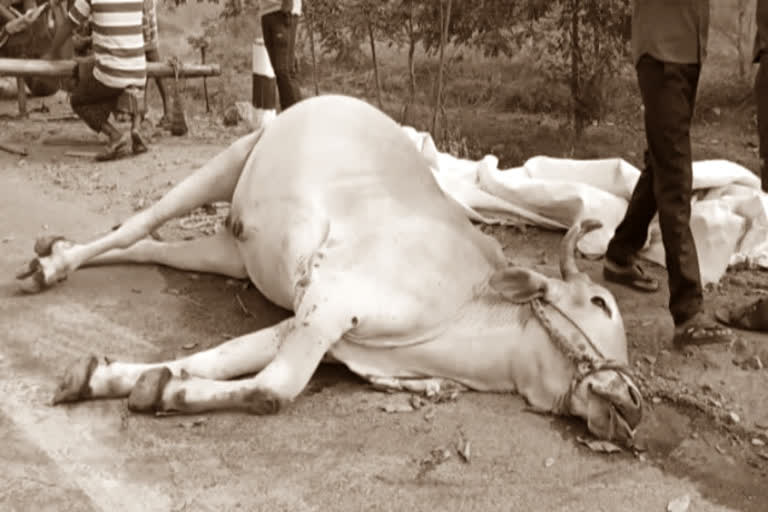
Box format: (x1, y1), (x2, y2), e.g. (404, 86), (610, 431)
(95, 133), (130, 161)
(603, 258), (660, 292)
(157, 116), (172, 130)
(131, 130), (148, 155)
(715, 297), (768, 332)
(673, 314), (735, 347)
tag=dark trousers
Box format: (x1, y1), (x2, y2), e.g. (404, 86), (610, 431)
(70, 59), (123, 133)
(605, 55), (703, 325)
(755, 52), (768, 192)
(261, 10), (302, 111)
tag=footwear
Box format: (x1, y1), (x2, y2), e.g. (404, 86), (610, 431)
(673, 312), (736, 347)
(715, 297), (768, 332)
(95, 133), (131, 161)
(157, 115), (171, 130)
(131, 129), (148, 155)
(603, 258), (660, 292)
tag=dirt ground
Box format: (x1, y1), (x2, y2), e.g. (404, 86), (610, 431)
(1, 92), (768, 512)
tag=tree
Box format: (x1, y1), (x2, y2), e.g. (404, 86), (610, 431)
(533, 0), (631, 136)
(713, 0), (756, 81)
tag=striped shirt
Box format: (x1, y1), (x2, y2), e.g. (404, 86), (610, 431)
(261, 0), (302, 16)
(69, 0), (147, 89)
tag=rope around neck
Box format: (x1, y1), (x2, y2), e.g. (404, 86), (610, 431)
(529, 298), (635, 414)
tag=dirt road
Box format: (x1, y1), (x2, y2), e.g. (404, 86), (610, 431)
(1, 95), (767, 512)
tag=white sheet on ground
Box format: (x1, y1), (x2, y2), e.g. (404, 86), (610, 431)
(401, 127), (768, 286)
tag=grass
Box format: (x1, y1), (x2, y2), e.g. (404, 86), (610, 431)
(152, 3), (763, 174)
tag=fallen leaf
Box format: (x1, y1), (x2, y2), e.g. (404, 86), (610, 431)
(181, 343), (198, 350)
(179, 417), (208, 429)
(667, 494), (690, 512)
(544, 457), (555, 468)
(576, 436), (622, 454)
(426, 385), (462, 403)
(381, 403), (414, 414)
(416, 447), (452, 479)
(456, 430), (471, 463)
(409, 395), (427, 410)
(727, 412), (741, 424)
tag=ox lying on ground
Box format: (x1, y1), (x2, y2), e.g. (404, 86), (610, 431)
(16, 95), (643, 445)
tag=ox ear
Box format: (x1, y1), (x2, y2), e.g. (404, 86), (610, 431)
(489, 267), (550, 304)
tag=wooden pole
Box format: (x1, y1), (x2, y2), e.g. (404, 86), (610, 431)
(16, 77), (26, 117)
(0, 140), (28, 156)
(0, 58), (221, 78)
(201, 46), (210, 113)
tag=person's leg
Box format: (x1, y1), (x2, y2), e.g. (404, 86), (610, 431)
(144, 47), (169, 123)
(640, 61), (702, 326)
(261, 10), (302, 111)
(69, 60), (127, 156)
(603, 57), (664, 292)
(642, 61), (732, 345)
(755, 51), (768, 192)
(605, 150), (658, 263)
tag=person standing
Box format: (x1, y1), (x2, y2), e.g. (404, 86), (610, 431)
(602, 0), (734, 347)
(142, 0), (170, 127)
(261, 0), (302, 110)
(45, 0), (148, 160)
(754, 0), (768, 193)
(712, 0), (768, 333)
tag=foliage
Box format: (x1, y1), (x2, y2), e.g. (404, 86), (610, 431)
(531, 0), (632, 135)
(303, 0), (631, 136)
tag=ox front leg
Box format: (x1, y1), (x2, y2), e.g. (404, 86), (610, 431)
(52, 318), (290, 405)
(16, 130), (263, 293)
(125, 291), (352, 415)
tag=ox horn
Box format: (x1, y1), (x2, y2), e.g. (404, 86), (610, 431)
(559, 219), (603, 280)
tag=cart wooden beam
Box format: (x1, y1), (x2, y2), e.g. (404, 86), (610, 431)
(0, 58), (221, 78)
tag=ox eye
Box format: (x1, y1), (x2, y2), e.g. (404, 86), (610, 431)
(591, 296), (611, 316)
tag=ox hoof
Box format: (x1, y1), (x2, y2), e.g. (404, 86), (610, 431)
(34, 236), (69, 257)
(243, 389), (283, 415)
(127, 367), (173, 414)
(16, 237), (72, 293)
(52, 355), (98, 405)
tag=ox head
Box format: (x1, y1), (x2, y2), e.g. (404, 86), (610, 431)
(489, 219), (643, 445)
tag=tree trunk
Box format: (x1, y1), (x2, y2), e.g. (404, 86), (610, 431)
(569, 0), (583, 136)
(736, 0), (746, 79)
(401, 0), (417, 124)
(201, 46), (210, 113)
(366, 15), (383, 108)
(306, 1), (320, 96)
(431, 0), (452, 136)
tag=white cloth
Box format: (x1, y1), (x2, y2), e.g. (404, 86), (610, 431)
(401, 127), (768, 285)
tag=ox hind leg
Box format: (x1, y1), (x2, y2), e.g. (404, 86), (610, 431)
(83, 229), (248, 279)
(16, 129), (263, 293)
(53, 318), (292, 405)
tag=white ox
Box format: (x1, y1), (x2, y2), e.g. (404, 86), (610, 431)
(17, 95), (642, 444)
